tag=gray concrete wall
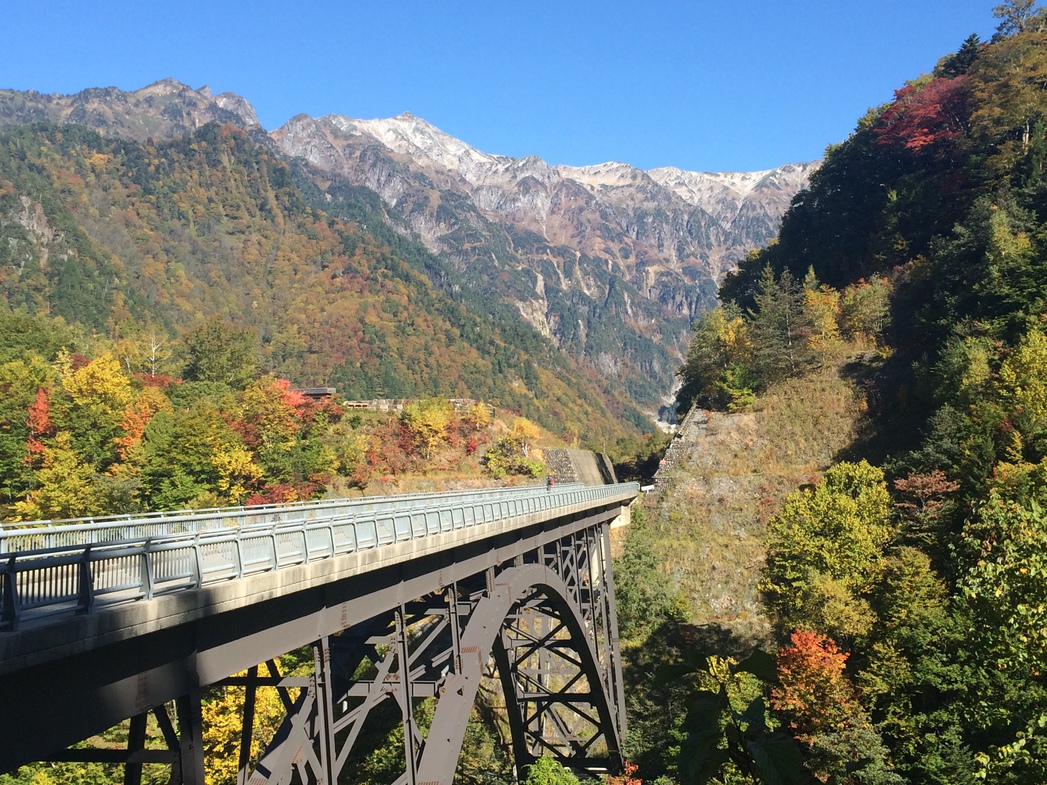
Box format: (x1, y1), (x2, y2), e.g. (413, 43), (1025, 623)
(545, 449), (618, 486)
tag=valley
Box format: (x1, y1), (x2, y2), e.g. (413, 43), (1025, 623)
(0, 80), (815, 418)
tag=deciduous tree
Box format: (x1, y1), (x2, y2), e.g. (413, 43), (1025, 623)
(762, 461), (895, 639)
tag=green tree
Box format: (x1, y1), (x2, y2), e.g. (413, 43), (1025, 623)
(0, 355), (52, 508)
(676, 304), (754, 413)
(613, 506), (683, 640)
(838, 277), (891, 343)
(762, 461), (895, 641)
(938, 33), (983, 77)
(749, 267), (817, 388)
(182, 318), (258, 390)
(481, 436), (545, 479)
(670, 651), (807, 785)
(140, 402), (247, 509)
(960, 492), (1047, 673)
(523, 757), (580, 785)
(969, 31), (1047, 176)
(13, 431), (105, 521)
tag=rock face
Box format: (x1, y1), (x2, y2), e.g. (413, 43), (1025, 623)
(0, 79), (262, 141)
(0, 81), (816, 408)
(270, 112), (817, 404)
(271, 112), (816, 323)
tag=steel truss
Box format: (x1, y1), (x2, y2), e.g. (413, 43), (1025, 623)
(43, 696), (206, 785)
(14, 501), (633, 785)
(206, 523), (626, 785)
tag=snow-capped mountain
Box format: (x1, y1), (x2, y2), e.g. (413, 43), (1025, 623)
(0, 80), (817, 407)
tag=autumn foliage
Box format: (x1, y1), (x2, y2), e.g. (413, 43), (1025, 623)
(0, 325), (536, 520)
(771, 630), (858, 743)
(875, 76), (969, 152)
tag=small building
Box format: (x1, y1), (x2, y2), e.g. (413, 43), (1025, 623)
(294, 387), (337, 401)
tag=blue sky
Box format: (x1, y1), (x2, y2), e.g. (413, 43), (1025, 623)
(4, 1), (999, 172)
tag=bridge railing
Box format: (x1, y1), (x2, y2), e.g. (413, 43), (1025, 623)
(0, 483), (592, 554)
(0, 482), (637, 630)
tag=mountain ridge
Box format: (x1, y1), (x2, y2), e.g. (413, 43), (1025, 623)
(0, 79), (817, 414)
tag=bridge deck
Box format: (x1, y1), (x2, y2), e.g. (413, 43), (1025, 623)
(0, 482), (638, 777)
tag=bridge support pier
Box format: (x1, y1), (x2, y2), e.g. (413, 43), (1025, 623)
(232, 524), (625, 785)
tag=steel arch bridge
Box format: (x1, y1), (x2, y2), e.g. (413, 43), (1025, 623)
(0, 482), (636, 785)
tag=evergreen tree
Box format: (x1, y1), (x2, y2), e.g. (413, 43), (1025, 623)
(182, 318), (259, 390)
(749, 267), (817, 387)
(938, 33), (983, 77)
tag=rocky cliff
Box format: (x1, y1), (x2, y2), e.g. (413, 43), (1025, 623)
(0, 81), (816, 412)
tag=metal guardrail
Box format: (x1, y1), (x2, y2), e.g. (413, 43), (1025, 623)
(0, 482), (637, 630)
(0, 484), (589, 553)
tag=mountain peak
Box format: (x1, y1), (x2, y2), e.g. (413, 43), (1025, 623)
(0, 81), (262, 140)
(137, 77), (192, 96)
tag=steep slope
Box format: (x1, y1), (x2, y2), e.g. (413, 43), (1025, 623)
(663, 26), (1047, 785)
(272, 112), (816, 405)
(640, 361), (866, 641)
(0, 122), (639, 442)
(0, 81), (814, 411)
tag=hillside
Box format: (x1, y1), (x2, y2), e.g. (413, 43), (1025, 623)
(622, 12), (1047, 785)
(0, 122), (644, 442)
(0, 81), (814, 412)
(643, 358), (867, 640)
(273, 113), (814, 406)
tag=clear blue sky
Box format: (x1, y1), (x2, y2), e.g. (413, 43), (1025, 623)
(3, 0), (999, 172)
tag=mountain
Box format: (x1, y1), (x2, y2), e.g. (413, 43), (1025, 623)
(0, 80), (815, 417)
(0, 79), (261, 141)
(0, 121), (650, 442)
(270, 112), (816, 407)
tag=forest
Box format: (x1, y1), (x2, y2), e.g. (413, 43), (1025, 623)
(618, 3), (1047, 784)
(7, 2), (1047, 784)
(0, 304), (561, 520)
(0, 118), (649, 463)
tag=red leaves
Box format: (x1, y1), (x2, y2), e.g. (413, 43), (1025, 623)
(771, 630), (859, 742)
(245, 481), (322, 507)
(604, 760), (642, 785)
(875, 76), (969, 152)
(893, 469), (960, 516)
(25, 387), (53, 462)
(134, 372), (179, 389)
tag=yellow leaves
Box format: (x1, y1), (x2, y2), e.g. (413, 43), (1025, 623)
(720, 312), (752, 360)
(838, 276), (891, 343)
(462, 401), (493, 431)
(236, 377), (302, 449)
(211, 443), (263, 504)
(12, 432), (104, 521)
(1001, 327), (1047, 428)
(510, 417), (542, 458)
(988, 205), (1033, 265)
(84, 151), (112, 172)
(803, 285), (842, 353)
(202, 679), (289, 785)
(59, 351), (133, 416)
(401, 398), (454, 461)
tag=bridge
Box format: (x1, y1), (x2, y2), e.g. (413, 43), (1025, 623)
(0, 481), (637, 785)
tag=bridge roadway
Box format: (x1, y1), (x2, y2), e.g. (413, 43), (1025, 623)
(0, 481), (637, 784)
